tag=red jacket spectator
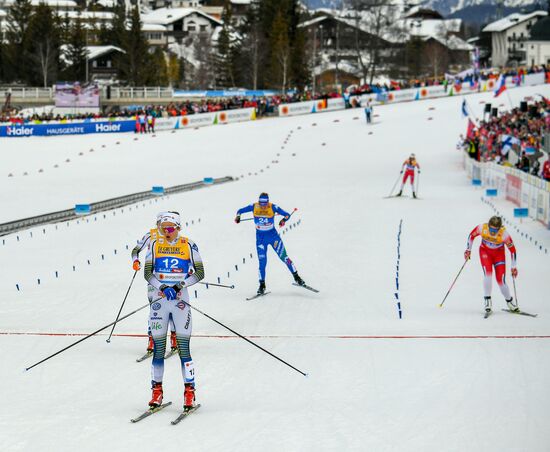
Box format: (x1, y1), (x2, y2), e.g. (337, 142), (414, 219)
(542, 160), (550, 181)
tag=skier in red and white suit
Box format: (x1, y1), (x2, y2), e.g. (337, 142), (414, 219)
(464, 215), (519, 314)
(397, 154), (420, 198)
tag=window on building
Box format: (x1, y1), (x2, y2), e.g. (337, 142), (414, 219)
(187, 21), (196, 32)
(200, 24), (206, 32)
(520, 43), (523, 48)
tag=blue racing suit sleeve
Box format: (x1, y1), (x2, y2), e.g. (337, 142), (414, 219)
(272, 204), (291, 218)
(237, 204), (255, 216)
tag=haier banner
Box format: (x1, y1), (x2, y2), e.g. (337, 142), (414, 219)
(0, 120), (135, 137)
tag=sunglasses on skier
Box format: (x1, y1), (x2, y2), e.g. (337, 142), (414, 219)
(488, 226), (499, 234)
(162, 226), (177, 234)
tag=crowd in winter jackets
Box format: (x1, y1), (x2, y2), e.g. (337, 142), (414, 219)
(463, 97), (550, 181)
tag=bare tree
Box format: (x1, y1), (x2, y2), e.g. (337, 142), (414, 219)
(31, 38), (57, 87)
(423, 22), (450, 78)
(346, 0), (399, 84)
(270, 11), (290, 92)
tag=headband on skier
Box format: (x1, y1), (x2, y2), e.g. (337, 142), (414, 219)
(156, 211), (170, 224)
(259, 193), (269, 206)
(159, 212), (181, 228)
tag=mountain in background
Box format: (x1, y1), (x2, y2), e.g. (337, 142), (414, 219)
(421, 0), (547, 16)
(304, 0), (549, 28)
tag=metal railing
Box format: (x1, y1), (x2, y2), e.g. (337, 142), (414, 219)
(0, 176), (233, 236)
(0, 87), (53, 99)
(0, 86), (177, 101)
(106, 87), (175, 99)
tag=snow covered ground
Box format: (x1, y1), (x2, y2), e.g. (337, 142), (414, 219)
(1, 85), (550, 452)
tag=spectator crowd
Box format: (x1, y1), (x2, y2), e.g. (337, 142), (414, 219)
(463, 96), (550, 182)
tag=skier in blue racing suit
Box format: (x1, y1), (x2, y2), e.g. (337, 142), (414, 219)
(235, 193), (306, 295)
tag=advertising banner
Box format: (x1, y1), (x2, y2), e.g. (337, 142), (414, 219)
(218, 107), (256, 124)
(278, 101), (316, 117)
(175, 112), (217, 129)
(0, 120), (135, 137)
(325, 98), (346, 111)
(505, 173), (522, 206)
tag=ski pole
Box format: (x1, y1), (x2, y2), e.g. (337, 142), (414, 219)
(240, 218), (255, 222)
(199, 281), (235, 289)
(512, 275), (519, 307)
(439, 260), (468, 308)
(279, 208), (298, 228)
(415, 172), (421, 197)
(26, 303), (149, 371)
(179, 298), (307, 377)
(388, 171), (402, 198)
(106, 270), (138, 343)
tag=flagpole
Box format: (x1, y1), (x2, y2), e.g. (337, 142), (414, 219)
(505, 89), (514, 110)
(464, 99), (480, 124)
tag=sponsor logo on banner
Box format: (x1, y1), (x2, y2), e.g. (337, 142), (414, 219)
(325, 98), (345, 111)
(95, 123), (121, 133)
(226, 109), (253, 122)
(180, 113), (215, 127)
(506, 173), (522, 206)
(46, 126), (85, 135)
(7, 126), (34, 136)
(278, 101), (315, 116)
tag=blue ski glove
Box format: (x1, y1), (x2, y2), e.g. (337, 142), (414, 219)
(161, 286), (177, 300)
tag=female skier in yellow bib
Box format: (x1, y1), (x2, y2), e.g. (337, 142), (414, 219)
(143, 212), (204, 411)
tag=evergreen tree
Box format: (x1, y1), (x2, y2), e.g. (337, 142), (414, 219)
(64, 14), (88, 82)
(4, 0), (33, 82)
(117, 6), (150, 85)
(269, 11), (290, 91)
(147, 47), (169, 86)
(109, 3), (128, 49)
(27, 3), (61, 86)
(97, 21), (112, 46)
(216, 0), (236, 87)
(235, 0), (265, 89)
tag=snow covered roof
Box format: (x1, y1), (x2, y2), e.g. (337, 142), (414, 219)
(86, 46), (124, 60)
(401, 18), (462, 37)
(96, 0), (116, 7)
(424, 34), (473, 51)
(57, 11), (114, 20)
(0, 9), (6, 18)
(230, 0), (251, 4)
(60, 45), (124, 66)
(403, 6), (443, 20)
(1, 0), (77, 7)
(141, 7), (222, 26)
(482, 11), (547, 33)
(142, 23), (167, 32)
(298, 16), (329, 29)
